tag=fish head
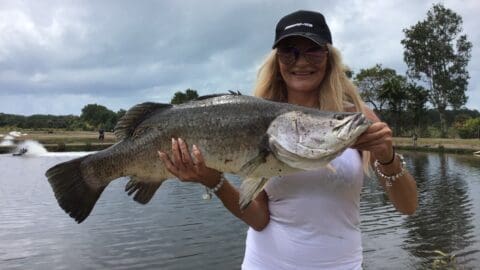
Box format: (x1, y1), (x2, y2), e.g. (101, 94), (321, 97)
(267, 111), (371, 170)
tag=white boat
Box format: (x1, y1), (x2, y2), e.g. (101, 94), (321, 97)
(474, 151), (480, 157)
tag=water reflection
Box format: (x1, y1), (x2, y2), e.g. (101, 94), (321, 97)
(1, 151), (480, 269)
(404, 153), (479, 268)
(361, 152), (480, 269)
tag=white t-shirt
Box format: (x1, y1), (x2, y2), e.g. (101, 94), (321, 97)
(242, 148), (364, 270)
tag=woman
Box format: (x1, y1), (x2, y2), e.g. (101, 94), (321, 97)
(158, 10), (417, 269)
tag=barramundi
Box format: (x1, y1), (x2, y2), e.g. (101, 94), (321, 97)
(45, 94), (371, 223)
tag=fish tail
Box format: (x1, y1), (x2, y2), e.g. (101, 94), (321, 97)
(45, 155), (105, 223)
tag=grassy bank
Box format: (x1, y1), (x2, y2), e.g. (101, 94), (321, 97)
(0, 130), (115, 153)
(12, 130), (117, 144)
(394, 137), (480, 154)
(1, 130), (480, 155)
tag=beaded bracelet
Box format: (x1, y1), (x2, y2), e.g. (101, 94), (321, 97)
(202, 174), (226, 200)
(374, 153), (407, 187)
(378, 146), (396, 165)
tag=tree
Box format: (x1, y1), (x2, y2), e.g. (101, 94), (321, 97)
(116, 109), (127, 120)
(354, 64), (397, 111)
(378, 75), (409, 136)
(404, 83), (429, 134)
(81, 104), (118, 130)
(171, 88), (199, 104)
(401, 3), (472, 137)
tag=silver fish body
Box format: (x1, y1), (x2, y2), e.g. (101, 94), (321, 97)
(46, 94), (371, 223)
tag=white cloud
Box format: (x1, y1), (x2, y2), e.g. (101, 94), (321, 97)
(0, 0), (478, 115)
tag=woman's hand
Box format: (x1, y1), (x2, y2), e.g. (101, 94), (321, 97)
(352, 122), (394, 163)
(157, 138), (221, 188)
(351, 108), (394, 163)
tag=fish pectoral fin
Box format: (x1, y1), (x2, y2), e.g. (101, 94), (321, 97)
(238, 155), (264, 176)
(239, 177), (269, 211)
(114, 102), (172, 140)
(326, 163), (336, 173)
(238, 137), (270, 176)
(125, 177), (164, 204)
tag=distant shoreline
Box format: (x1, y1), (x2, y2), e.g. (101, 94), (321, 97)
(393, 137), (480, 155)
(1, 130), (479, 155)
(0, 130), (116, 154)
(395, 144), (479, 155)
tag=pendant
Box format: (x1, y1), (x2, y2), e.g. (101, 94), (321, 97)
(202, 192), (212, 200)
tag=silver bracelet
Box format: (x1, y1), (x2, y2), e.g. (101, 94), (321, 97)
(374, 154), (407, 187)
(202, 174), (226, 200)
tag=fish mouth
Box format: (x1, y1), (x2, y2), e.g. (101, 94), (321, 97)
(334, 113), (369, 141)
(353, 113), (369, 127)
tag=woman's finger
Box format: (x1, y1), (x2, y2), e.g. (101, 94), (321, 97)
(192, 144), (206, 168)
(171, 138), (186, 170)
(158, 150), (178, 175)
(355, 125), (391, 145)
(354, 140), (389, 151)
(355, 130), (391, 146)
(178, 138), (194, 167)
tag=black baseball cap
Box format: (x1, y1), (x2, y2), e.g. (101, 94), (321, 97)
(272, 10), (332, 48)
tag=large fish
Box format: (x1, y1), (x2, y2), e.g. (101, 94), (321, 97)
(45, 94), (371, 223)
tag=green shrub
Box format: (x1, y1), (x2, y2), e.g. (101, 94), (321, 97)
(457, 118), (480, 138)
(426, 126), (441, 138)
(85, 142), (92, 151)
(57, 142), (66, 152)
(447, 127), (459, 138)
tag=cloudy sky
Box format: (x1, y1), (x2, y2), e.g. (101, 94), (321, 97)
(0, 0), (478, 116)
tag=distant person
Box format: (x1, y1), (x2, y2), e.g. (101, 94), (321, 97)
(412, 131), (418, 146)
(98, 128), (105, 142)
(158, 10), (418, 269)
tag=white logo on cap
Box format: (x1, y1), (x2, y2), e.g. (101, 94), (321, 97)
(284, 23), (313, 30)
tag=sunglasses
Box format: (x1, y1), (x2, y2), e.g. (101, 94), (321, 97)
(276, 45), (329, 66)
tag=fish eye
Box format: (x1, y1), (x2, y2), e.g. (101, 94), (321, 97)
(334, 114), (345, 120)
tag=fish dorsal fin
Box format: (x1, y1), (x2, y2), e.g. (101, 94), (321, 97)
(194, 90), (242, 101)
(114, 102), (172, 140)
(228, 90), (242, 95)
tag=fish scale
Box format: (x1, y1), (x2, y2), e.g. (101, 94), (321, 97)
(45, 94), (371, 223)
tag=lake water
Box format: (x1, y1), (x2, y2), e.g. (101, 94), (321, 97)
(1, 150), (479, 269)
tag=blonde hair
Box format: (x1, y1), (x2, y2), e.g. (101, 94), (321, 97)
(253, 44), (371, 173)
